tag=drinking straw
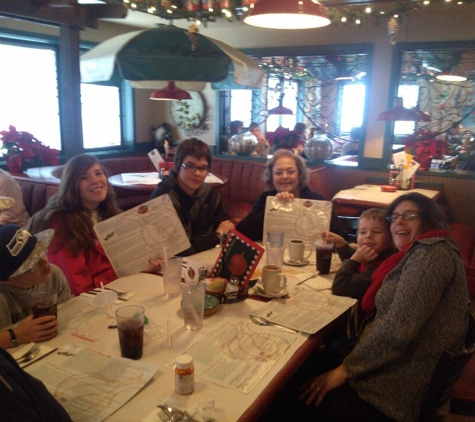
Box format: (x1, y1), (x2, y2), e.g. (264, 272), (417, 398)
(167, 316), (172, 348)
(162, 246), (169, 273)
(100, 282), (114, 317)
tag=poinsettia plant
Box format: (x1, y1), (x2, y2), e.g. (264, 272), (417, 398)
(265, 126), (301, 151)
(402, 128), (448, 169)
(1, 125), (59, 174)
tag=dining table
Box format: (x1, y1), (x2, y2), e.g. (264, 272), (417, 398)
(17, 246), (355, 422)
(332, 184), (442, 214)
(108, 172), (229, 193)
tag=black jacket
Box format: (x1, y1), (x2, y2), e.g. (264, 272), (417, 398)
(150, 170), (228, 256)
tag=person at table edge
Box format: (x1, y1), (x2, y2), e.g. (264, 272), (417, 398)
(236, 149), (348, 241)
(150, 138), (235, 256)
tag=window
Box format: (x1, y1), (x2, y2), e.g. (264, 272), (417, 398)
(229, 90), (252, 127)
(0, 30), (127, 157)
(394, 84), (419, 137)
(0, 43), (61, 150)
(339, 83), (366, 134)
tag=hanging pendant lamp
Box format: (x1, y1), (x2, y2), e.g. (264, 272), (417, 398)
(436, 68), (467, 82)
(377, 97), (431, 122)
(244, 0), (331, 30)
(150, 81), (192, 101)
(268, 93), (294, 115)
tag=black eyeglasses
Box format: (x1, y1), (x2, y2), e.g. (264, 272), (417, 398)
(386, 211), (420, 223)
(181, 163), (209, 174)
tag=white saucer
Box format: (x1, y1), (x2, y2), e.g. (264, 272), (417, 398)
(284, 259), (309, 267)
(254, 286), (288, 299)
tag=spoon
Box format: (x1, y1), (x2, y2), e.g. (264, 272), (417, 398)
(296, 272), (319, 285)
(249, 315), (298, 333)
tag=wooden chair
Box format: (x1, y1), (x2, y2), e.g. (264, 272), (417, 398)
(419, 311), (475, 421)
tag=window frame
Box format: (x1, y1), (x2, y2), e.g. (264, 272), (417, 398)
(215, 44), (373, 162)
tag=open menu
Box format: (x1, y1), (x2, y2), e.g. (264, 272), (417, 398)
(94, 195), (190, 277)
(25, 345), (158, 422)
(262, 196), (332, 246)
(250, 290), (356, 335)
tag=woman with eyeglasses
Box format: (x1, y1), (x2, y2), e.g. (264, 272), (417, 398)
(28, 154), (162, 295)
(150, 138), (234, 256)
(236, 149), (347, 241)
(261, 192), (469, 422)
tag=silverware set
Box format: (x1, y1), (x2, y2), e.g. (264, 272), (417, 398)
(249, 315), (299, 334)
(15, 343), (40, 363)
(157, 404), (198, 421)
(87, 287), (128, 300)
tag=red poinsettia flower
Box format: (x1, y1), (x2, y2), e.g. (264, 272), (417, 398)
(402, 129), (447, 169)
(1, 125), (59, 174)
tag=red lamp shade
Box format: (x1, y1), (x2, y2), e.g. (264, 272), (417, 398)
(150, 81), (192, 101)
(244, 0), (330, 30)
(377, 97), (431, 122)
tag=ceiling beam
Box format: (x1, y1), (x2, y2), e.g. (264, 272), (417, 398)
(0, 0), (127, 29)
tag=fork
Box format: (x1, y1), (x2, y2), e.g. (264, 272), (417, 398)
(157, 408), (174, 421)
(15, 344), (40, 362)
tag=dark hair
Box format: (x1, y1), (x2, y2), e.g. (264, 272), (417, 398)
(249, 122), (259, 131)
(173, 138), (212, 172)
(263, 149), (309, 190)
(293, 122), (307, 136)
(28, 154), (121, 255)
(384, 192), (448, 232)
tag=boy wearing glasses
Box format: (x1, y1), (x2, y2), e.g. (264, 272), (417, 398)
(150, 138), (234, 256)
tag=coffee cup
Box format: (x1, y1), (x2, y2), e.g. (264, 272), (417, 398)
(288, 239), (312, 263)
(261, 265), (287, 295)
(315, 240), (334, 275)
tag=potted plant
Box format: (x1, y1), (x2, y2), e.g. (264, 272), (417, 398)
(1, 125), (59, 175)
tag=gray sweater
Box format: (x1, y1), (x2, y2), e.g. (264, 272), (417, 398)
(0, 264), (72, 329)
(344, 236), (469, 422)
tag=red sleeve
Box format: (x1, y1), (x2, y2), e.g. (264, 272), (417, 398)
(47, 241), (95, 296)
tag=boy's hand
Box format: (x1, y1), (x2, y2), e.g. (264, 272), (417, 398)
(351, 245), (379, 263)
(15, 315), (58, 344)
(321, 231), (346, 248)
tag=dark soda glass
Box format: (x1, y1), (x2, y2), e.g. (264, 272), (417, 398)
(32, 302), (57, 319)
(316, 248), (332, 274)
(118, 321), (144, 360)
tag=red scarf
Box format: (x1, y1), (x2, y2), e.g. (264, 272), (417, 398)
(360, 230), (450, 313)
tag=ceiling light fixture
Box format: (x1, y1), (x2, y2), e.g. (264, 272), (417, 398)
(268, 93), (294, 115)
(377, 97), (431, 122)
(244, 0), (331, 30)
(150, 81), (192, 101)
(436, 69), (468, 82)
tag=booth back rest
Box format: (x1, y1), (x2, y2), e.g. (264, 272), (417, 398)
(12, 175), (59, 216)
(450, 222), (475, 296)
